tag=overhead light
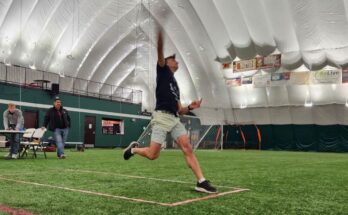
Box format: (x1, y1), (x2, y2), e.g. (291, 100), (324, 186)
(66, 54), (75, 60)
(304, 102), (313, 107)
(59, 71), (65, 78)
(240, 103), (247, 109)
(4, 58), (11, 66)
(29, 42), (37, 50)
(346, 102), (348, 108)
(21, 53), (29, 60)
(3, 36), (10, 44)
(29, 64), (36, 70)
(331, 84), (337, 90)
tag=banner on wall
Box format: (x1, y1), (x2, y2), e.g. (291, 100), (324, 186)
(226, 78), (241, 87)
(256, 54), (281, 69)
(233, 54), (281, 73)
(342, 69), (348, 83)
(242, 76), (253, 85)
(310, 69), (341, 84)
(270, 72), (290, 86)
(253, 74), (271, 88)
(222, 63), (232, 70)
(288, 72), (310, 85)
(233, 59), (256, 73)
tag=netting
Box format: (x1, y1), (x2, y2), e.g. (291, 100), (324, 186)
(135, 116), (261, 150)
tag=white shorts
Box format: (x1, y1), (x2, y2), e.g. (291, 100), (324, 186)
(150, 111), (187, 144)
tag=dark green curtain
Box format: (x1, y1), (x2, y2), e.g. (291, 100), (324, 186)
(271, 125), (294, 150)
(224, 124), (348, 152)
(293, 125), (317, 151)
(340, 125), (348, 151)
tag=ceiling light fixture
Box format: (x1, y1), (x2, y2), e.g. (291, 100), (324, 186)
(304, 101), (313, 107)
(240, 103), (247, 109)
(66, 54), (75, 60)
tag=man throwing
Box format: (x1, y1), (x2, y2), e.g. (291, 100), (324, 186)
(123, 31), (217, 194)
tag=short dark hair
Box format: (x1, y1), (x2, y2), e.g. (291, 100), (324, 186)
(165, 54), (176, 62)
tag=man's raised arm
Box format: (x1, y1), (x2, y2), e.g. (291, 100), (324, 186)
(157, 30), (165, 67)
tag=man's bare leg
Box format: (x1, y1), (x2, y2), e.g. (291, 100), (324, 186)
(176, 134), (217, 193)
(132, 141), (162, 160)
(175, 135), (204, 180)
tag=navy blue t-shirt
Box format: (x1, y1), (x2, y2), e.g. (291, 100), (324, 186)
(155, 63), (180, 114)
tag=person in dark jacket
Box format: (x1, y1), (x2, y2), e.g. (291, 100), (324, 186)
(42, 97), (70, 159)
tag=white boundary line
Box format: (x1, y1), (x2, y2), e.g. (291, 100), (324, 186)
(0, 170), (250, 207)
(168, 189), (249, 207)
(65, 169), (243, 189)
(0, 176), (249, 207)
(0, 169), (246, 189)
(0, 176), (171, 207)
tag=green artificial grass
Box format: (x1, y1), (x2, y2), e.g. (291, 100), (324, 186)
(0, 149), (347, 215)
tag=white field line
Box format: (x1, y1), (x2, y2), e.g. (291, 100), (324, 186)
(0, 169), (247, 190)
(0, 173), (250, 207)
(168, 189), (249, 207)
(65, 169), (243, 190)
(0, 176), (171, 206)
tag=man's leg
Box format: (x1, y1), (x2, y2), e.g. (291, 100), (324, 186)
(124, 126), (165, 160)
(54, 129), (64, 158)
(10, 134), (19, 157)
(61, 128), (69, 156)
(175, 134), (204, 181)
(173, 123), (217, 193)
(132, 142), (161, 160)
(176, 134), (217, 193)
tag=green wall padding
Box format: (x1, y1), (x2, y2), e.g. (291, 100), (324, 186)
(0, 83), (149, 148)
(224, 124), (348, 152)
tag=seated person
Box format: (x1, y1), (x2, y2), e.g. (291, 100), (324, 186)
(3, 103), (24, 159)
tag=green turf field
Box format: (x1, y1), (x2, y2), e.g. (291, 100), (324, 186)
(0, 149), (347, 215)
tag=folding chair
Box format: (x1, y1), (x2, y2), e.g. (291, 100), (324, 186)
(20, 128), (36, 158)
(20, 128), (47, 159)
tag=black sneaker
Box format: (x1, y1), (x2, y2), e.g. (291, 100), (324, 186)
(195, 180), (218, 194)
(123, 141), (139, 160)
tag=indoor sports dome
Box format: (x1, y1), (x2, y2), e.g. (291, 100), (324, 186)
(0, 1), (347, 214)
(1, 0), (348, 151)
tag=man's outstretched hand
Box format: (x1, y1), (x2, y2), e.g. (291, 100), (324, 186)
(190, 98), (203, 109)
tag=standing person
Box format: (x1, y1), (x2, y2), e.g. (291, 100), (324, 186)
(123, 31), (217, 193)
(3, 103), (24, 159)
(43, 97), (70, 159)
